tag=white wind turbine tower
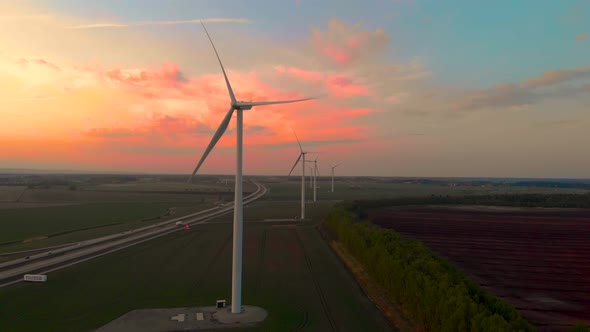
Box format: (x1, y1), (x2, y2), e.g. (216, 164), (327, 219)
(329, 163), (341, 193)
(188, 22), (314, 314)
(310, 155), (320, 202)
(288, 131), (315, 220)
(309, 166), (313, 189)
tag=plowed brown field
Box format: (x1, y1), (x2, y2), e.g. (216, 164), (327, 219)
(369, 206), (590, 332)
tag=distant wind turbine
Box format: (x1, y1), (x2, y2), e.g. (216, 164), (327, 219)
(187, 21), (314, 314)
(329, 163), (341, 193)
(311, 155), (320, 202)
(288, 131), (316, 219)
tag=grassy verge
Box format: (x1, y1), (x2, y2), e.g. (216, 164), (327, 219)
(324, 235), (412, 331)
(323, 202), (537, 332)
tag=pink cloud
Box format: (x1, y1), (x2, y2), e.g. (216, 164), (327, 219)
(310, 19), (389, 66)
(5, 17), (389, 175)
(326, 74), (369, 97)
(94, 62), (185, 89)
(320, 46), (350, 64)
(65, 60), (377, 169)
(275, 65), (370, 97)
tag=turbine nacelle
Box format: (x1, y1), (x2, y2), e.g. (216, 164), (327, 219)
(233, 101), (253, 110)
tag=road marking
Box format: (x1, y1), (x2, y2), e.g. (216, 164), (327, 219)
(196, 312), (204, 321)
(171, 314), (185, 322)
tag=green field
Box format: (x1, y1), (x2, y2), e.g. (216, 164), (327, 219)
(0, 179), (237, 255)
(260, 178), (587, 202)
(0, 186), (26, 202)
(0, 202), (215, 256)
(87, 181), (236, 193)
(0, 202), (392, 332)
(15, 187), (222, 204)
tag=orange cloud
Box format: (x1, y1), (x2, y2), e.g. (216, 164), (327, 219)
(274, 66), (369, 97)
(274, 65), (324, 82)
(0, 14), (435, 175)
(17, 58), (61, 71)
(6, 58), (371, 173)
(102, 62), (185, 87)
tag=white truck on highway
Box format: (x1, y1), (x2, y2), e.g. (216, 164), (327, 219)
(24, 274), (47, 282)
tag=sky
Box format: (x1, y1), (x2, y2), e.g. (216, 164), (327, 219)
(1, 0), (589, 178)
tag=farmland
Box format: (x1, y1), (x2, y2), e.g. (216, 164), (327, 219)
(0, 175), (501, 255)
(0, 175), (237, 255)
(368, 206), (590, 331)
(0, 202), (213, 257)
(259, 178), (589, 202)
(0, 201), (392, 332)
(1, 174), (589, 331)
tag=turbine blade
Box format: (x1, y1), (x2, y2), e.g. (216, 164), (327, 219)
(242, 97), (315, 107)
(288, 153), (302, 176)
(201, 21), (236, 103)
(291, 127), (303, 153)
(188, 107), (234, 183)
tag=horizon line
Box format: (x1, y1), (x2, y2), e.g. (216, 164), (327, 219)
(1, 168), (589, 181)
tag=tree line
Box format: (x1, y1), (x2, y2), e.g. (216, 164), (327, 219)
(324, 201), (590, 331)
(351, 193), (590, 215)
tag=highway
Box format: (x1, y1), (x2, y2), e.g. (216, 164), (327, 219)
(0, 181), (267, 288)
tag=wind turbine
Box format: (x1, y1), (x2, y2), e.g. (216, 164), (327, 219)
(308, 166), (313, 189)
(188, 22), (314, 314)
(329, 163), (341, 193)
(288, 131), (314, 220)
(311, 155), (319, 202)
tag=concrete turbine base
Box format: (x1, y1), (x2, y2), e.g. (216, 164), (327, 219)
(95, 305), (268, 332)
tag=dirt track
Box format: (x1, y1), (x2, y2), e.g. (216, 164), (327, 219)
(369, 206), (590, 332)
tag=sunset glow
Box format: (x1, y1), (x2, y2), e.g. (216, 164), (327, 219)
(1, 1), (589, 177)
